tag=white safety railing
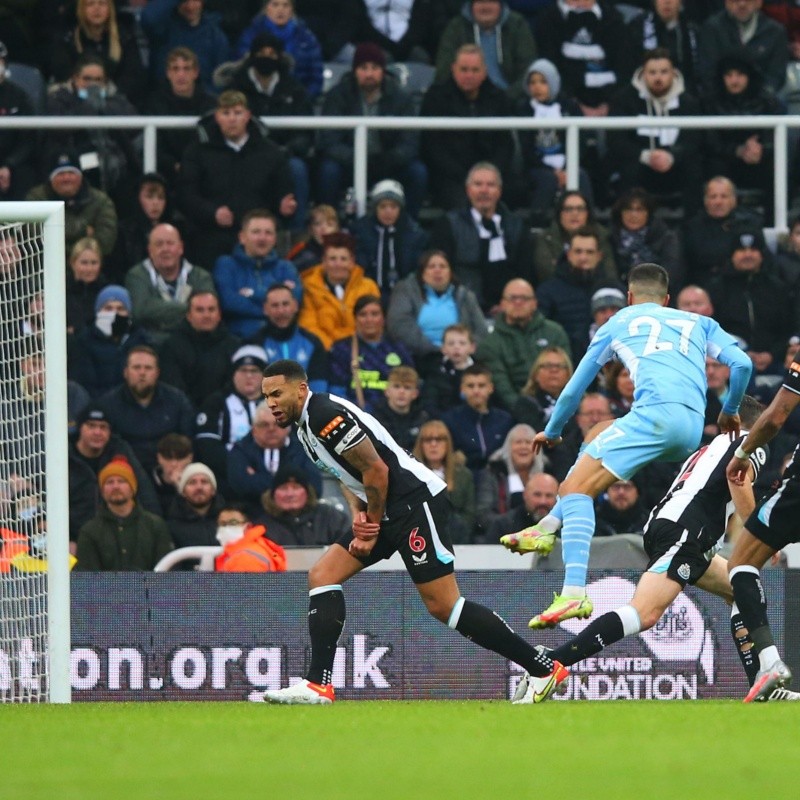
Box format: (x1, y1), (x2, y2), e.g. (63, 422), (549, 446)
(2, 114), (795, 228)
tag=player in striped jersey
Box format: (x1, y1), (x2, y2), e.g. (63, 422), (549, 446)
(258, 359), (565, 704)
(531, 397), (772, 694)
(726, 357), (800, 702)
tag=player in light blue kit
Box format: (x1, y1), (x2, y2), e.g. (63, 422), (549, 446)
(501, 263), (753, 628)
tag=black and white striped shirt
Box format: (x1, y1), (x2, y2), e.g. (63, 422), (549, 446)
(646, 432), (767, 550)
(296, 391), (445, 518)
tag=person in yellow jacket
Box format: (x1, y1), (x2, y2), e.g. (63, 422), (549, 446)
(298, 232), (379, 349)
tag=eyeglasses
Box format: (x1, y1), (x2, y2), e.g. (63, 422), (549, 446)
(219, 518), (247, 526)
(421, 436), (448, 443)
(562, 205), (588, 212)
(538, 363), (568, 371)
(502, 294), (535, 303)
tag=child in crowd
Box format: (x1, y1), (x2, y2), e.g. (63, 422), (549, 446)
(371, 366), (429, 452)
(419, 323), (476, 416)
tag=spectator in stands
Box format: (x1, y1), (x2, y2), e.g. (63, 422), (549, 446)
(125, 223), (215, 345)
(703, 48), (784, 225)
(371, 365), (429, 451)
(412, 419), (477, 543)
(317, 43), (427, 219)
(235, 0), (324, 98)
(682, 176), (761, 287)
(476, 278), (571, 411)
(298, 232), (380, 348)
(329, 295), (414, 411)
(110, 173), (183, 283)
(224, 33), (313, 229)
(213, 209), (302, 338)
(48, 0), (146, 106)
(46, 53), (140, 207)
(763, 1), (800, 61)
(608, 187), (682, 285)
(676, 284), (714, 316)
(420, 44), (514, 209)
(75, 456), (173, 571)
(476, 423), (545, 537)
(607, 48), (702, 215)
(352, 180), (429, 299)
(256, 465), (350, 546)
(604, 360), (636, 417)
(775, 215), (800, 334)
(68, 405), (161, 541)
(588, 286), (626, 342)
(429, 161), (533, 312)
(595, 479), (649, 536)
(419, 323), (477, 415)
(178, 90), (297, 265)
(70, 284), (153, 398)
(142, 0), (230, 94)
(441, 363), (514, 472)
(193, 345), (269, 487)
(0, 40), (36, 200)
(213, 504), (287, 572)
(151, 433), (194, 515)
(227, 402), (321, 509)
(386, 250), (486, 376)
(708, 227), (793, 372)
(247, 284), (328, 391)
(27, 149), (118, 257)
(435, 0), (537, 92)
(287, 204), (339, 273)
(535, 0), (636, 115)
(699, 0), (788, 94)
(294, 0), (362, 61)
(97, 345), (195, 475)
(66, 237), (108, 336)
(143, 47), (216, 189)
(487, 471), (558, 541)
(704, 355), (731, 440)
(515, 57), (592, 228)
(627, 0), (701, 94)
(511, 345), (574, 431)
(353, 0), (444, 62)
(167, 462), (225, 547)
(532, 189), (617, 284)
(159, 290), (241, 407)
(536, 227), (622, 360)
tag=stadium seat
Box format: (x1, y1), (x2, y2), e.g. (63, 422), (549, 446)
(389, 62), (436, 110)
(321, 62), (350, 95)
(8, 62), (46, 114)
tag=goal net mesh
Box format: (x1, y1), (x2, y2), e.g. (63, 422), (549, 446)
(0, 221), (50, 702)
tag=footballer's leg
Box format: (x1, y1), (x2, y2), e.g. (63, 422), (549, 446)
(262, 544), (364, 705)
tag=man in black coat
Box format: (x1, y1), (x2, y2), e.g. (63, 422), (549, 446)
(0, 40), (36, 200)
(420, 44), (514, 210)
(177, 90), (296, 265)
(159, 290), (241, 408)
(166, 462), (226, 548)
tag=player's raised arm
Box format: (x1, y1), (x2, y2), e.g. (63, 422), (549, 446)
(714, 343), (753, 436)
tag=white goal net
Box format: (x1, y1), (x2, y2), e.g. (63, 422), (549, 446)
(0, 203), (70, 703)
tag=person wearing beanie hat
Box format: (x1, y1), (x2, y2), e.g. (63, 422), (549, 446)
(234, 0), (324, 98)
(317, 39), (427, 219)
(516, 57), (589, 227)
(95, 285), (133, 316)
(167, 462), (225, 548)
(76, 455), (174, 571)
(231, 344), (268, 371)
(352, 179), (428, 299)
(590, 287), (626, 316)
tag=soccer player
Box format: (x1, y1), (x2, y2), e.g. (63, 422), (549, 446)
(501, 263), (752, 628)
(726, 357), (800, 702)
(258, 359), (566, 704)
(522, 397), (784, 700)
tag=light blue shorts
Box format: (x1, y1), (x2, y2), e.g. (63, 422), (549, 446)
(583, 404), (703, 481)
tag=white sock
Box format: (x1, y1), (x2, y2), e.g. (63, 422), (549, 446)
(561, 585), (585, 597)
(759, 645), (781, 671)
(537, 513), (562, 534)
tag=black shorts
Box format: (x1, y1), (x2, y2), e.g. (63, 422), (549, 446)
(337, 490), (456, 584)
(745, 480), (800, 551)
(643, 518), (716, 588)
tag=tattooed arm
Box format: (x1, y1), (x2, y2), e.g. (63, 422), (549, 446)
(341, 437), (389, 526)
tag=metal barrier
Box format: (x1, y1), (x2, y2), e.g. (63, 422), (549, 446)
(2, 113), (795, 228)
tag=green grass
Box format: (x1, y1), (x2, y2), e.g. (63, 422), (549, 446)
(2, 701), (799, 800)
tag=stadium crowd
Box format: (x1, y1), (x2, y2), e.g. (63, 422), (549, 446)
(2, 0), (800, 569)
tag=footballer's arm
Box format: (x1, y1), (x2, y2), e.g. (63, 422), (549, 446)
(341, 437), (389, 526)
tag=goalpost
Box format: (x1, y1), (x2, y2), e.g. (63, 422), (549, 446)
(0, 201), (70, 703)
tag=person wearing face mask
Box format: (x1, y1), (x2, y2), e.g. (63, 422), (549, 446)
(70, 284), (154, 398)
(223, 33), (314, 230)
(213, 504), (287, 573)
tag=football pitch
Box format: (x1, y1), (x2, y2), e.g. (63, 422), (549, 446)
(2, 701), (799, 800)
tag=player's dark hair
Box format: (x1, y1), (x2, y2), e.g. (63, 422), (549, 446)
(628, 263), (669, 297)
(262, 359), (307, 382)
(739, 395), (764, 429)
